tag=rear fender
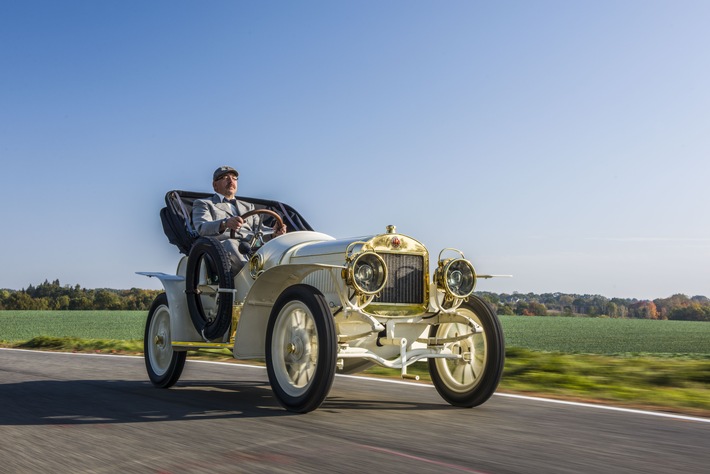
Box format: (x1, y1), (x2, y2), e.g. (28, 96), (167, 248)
(136, 259), (201, 342)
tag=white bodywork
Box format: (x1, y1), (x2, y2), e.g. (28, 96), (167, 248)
(141, 228), (481, 376)
(142, 209), (506, 412)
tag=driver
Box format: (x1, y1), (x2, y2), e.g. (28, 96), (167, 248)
(192, 166), (287, 273)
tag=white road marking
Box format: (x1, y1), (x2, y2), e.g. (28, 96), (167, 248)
(2, 348), (709, 424)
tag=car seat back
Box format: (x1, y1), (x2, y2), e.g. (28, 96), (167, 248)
(160, 190), (211, 255)
(160, 190), (315, 255)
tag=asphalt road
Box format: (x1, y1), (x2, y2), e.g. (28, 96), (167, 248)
(1, 349), (708, 474)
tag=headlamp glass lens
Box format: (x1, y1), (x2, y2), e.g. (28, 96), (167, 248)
(353, 253), (386, 294)
(446, 260), (475, 297)
(356, 263), (374, 282)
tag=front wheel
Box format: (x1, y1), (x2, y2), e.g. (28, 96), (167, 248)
(428, 295), (505, 407)
(266, 285), (337, 413)
(144, 293), (186, 388)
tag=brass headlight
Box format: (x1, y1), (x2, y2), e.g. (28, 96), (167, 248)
(345, 251), (387, 295)
(249, 253), (264, 279)
(436, 257), (476, 299)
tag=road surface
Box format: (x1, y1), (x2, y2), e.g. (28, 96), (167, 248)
(1, 349), (708, 473)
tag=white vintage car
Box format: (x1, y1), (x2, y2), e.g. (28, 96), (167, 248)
(139, 190), (505, 413)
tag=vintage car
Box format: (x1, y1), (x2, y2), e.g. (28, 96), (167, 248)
(139, 190), (506, 413)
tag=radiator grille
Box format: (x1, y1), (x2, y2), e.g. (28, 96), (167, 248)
(377, 253), (425, 304)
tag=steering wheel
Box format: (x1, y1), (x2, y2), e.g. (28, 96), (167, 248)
(229, 209), (284, 241)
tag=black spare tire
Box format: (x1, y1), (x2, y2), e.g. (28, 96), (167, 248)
(185, 237), (234, 341)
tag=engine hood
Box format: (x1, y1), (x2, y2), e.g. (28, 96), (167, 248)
(284, 235), (377, 266)
(251, 231), (376, 273)
(253, 228), (428, 275)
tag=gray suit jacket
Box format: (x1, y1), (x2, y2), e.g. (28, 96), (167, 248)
(192, 194), (259, 242)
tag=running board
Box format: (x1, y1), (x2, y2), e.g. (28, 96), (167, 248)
(171, 341), (233, 350)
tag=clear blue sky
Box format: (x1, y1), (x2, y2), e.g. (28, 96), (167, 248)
(1, 1), (709, 300)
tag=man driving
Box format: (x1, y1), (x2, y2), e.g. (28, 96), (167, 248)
(192, 166), (287, 273)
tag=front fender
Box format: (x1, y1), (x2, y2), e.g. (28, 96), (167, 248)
(233, 263), (343, 358)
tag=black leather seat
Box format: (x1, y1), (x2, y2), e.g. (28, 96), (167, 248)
(159, 190), (314, 255)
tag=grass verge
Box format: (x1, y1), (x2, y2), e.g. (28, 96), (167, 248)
(354, 348), (710, 417)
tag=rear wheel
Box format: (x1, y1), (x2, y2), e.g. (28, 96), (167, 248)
(266, 285), (337, 413)
(428, 295), (505, 407)
(144, 293), (186, 388)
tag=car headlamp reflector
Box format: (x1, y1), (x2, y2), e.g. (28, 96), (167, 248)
(249, 253), (264, 279)
(348, 252), (387, 295)
(437, 258), (476, 298)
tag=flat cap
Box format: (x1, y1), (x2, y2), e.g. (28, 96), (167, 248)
(213, 166), (239, 181)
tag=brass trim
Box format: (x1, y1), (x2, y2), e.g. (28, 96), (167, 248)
(343, 251), (388, 296)
(434, 257), (476, 300)
(230, 303), (242, 344)
(354, 233), (430, 315)
(249, 253), (264, 279)
(171, 341), (233, 349)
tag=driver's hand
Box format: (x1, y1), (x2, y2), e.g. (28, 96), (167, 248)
(274, 222), (287, 236)
(225, 216), (244, 231)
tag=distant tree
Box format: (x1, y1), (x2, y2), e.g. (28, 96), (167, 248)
(528, 301), (548, 316)
(477, 292), (499, 308)
(514, 302), (529, 316)
(629, 301), (658, 319)
(655, 294), (691, 320)
(691, 295), (710, 305)
(5, 292), (40, 310)
(69, 294), (94, 310)
(93, 289), (121, 310)
(55, 295), (71, 310)
(572, 297), (587, 314)
(610, 298), (629, 318)
(668, 303), (710, 322)
(0, 289), (10, 309)
(4, 281), (710, 318)
(497, 303), (514, 315)
(514, 301), (547, 316)
(559, 295), (574, 315)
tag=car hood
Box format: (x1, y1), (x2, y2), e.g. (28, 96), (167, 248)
(255, 231), (378, 270)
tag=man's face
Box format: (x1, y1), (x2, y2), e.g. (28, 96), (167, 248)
(213, 172), (238, 198)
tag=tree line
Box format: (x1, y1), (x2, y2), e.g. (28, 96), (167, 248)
(478, 291), (710, 322)
(0, 280), (161, 311)
(2, 280), (710, 321)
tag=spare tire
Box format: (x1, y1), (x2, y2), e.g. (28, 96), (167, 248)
(185, 237), (234, 341)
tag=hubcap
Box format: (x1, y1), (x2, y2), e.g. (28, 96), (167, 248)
(435, 321), (486, 393)
(272, 301), (318, 397)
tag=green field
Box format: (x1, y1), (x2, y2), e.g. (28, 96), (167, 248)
(498, 315), (710, 356)
(0, 311), (145, 342)
(2, 311), (709, 356)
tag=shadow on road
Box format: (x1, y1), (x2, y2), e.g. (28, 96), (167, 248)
(320, 396), (451, 412)
(0, 377), (454, 426)
(0, 378), (292, 426)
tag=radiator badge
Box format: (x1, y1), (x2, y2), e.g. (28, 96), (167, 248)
(391, 236), (401, 248)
